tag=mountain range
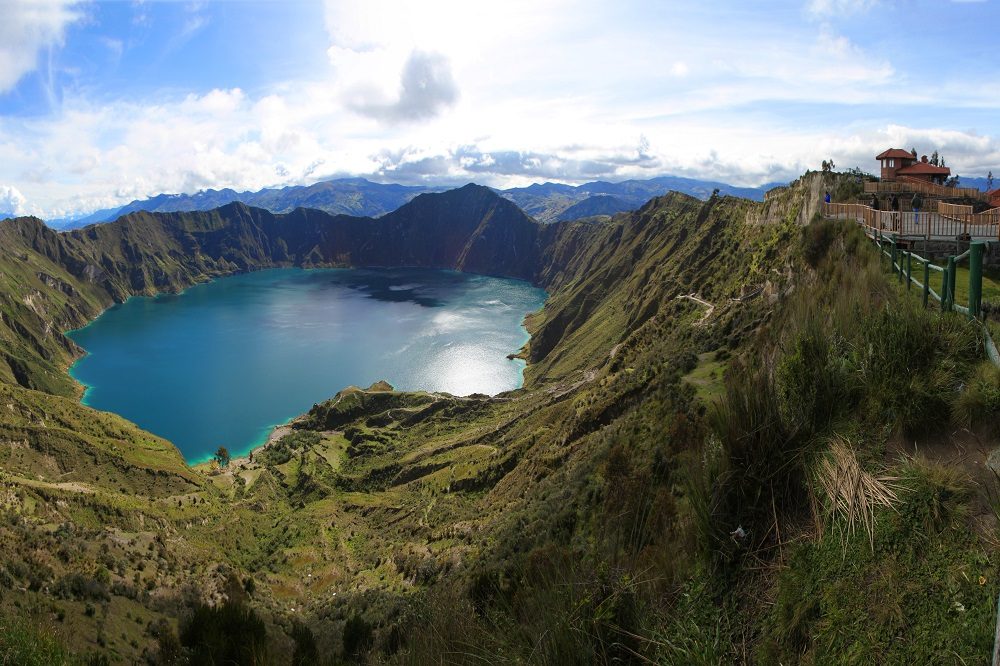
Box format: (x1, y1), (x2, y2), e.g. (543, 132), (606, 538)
(44, 173), (784, 229)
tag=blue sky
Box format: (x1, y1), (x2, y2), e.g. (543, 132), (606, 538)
(1, 0), (999, 218)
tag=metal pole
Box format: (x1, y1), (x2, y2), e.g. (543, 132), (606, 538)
(970, 241), (985, 318)
(946, 255), (957, 312)
(922, 260), (930, 308)
(942, 263), (950, 311)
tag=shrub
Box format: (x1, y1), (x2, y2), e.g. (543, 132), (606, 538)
(342, 615), (374, 662)
(290, 621), (318, 666)
(776, 317), (856, 438)
(179, 601), (268, 666)
(710, 360), (800, 532)
(802, 217), (840, 268)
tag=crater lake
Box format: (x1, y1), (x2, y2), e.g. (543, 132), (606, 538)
(66, 268), (547, 463)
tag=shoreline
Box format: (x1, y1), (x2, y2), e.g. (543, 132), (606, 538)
(229, 421), (296, 468)
(190, 418), (299, 471)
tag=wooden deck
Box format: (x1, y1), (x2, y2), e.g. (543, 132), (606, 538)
(863, 179), (985, 200)
(823, 202), (1000, 242)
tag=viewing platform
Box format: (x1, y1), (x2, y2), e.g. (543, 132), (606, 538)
(824, 202), (1000, 242)
(863, 178), (986, 200)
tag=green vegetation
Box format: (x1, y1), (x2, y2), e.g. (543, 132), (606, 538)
(180, 601), (269, 665)
(920, 261), (1000, 307)
(761, 461), (996, 665)
(0, 173), (998, 663)
(683, 350), (727, 403)
(0, 613), (77, 665)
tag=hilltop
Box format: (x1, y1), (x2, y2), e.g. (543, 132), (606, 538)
(0, 173), (998, 664)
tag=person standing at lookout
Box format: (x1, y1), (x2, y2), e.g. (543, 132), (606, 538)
(911, 192), (923, 226)
(890, 194), (900, 231)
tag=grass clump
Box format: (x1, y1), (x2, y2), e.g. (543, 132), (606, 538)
(953, 361), (1000, 433)
(761, 459), (997, 665)
(0, 614), (74, 665)
(812, 436), (901, 548)
(853, 303), (981, 435)
(705, 360), (800, 566)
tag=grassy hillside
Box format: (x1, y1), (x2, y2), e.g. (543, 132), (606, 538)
(0, 173), (997, 663)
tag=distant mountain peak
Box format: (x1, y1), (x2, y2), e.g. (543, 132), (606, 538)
(45, 173), (785, 230)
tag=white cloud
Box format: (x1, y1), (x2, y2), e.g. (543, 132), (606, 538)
(347, 50), (458, 123)
(0, 0), (83, 93)
(0, 185), (27, 215)
(807, 0), (878, 17)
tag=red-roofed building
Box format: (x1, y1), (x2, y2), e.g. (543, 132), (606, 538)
(987, 189), (1000, 208)
(876, 148), (951, 184)
(876, 148), (917, 180)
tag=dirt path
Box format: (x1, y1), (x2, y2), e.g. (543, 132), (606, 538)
(676, 292), (715, 325)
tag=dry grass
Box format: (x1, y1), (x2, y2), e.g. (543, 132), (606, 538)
(814, 436), (902, 549)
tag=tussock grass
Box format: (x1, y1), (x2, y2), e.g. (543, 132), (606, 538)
(953, 360), (1000, 432)
(813, 436), (901, 548)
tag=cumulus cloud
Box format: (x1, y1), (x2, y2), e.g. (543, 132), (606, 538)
(347, 50), (458, 123)
(0, 185), (27, 216)
(370, 141), (662, 185)
(0, 0), (82, 93)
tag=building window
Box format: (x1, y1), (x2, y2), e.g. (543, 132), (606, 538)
(888, 159), (895, 168)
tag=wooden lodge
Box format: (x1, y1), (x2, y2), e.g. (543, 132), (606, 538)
(876, 148), (951, 185)
(867, 147), (985, 201)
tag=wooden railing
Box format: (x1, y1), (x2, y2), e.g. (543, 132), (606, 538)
(939, 202), (973, 216)
(824, 202), (1000, 241)
(863, 179), (986, 200)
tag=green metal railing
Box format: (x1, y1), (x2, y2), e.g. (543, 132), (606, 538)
(870, 229), (1000, 366)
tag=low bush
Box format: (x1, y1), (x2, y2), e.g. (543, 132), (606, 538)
(179, 601), (268, 666)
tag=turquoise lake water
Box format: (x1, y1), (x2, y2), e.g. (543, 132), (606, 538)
(66, 268), (547, 463)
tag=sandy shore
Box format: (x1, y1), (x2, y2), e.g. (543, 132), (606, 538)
(225, 421), (296, 469)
